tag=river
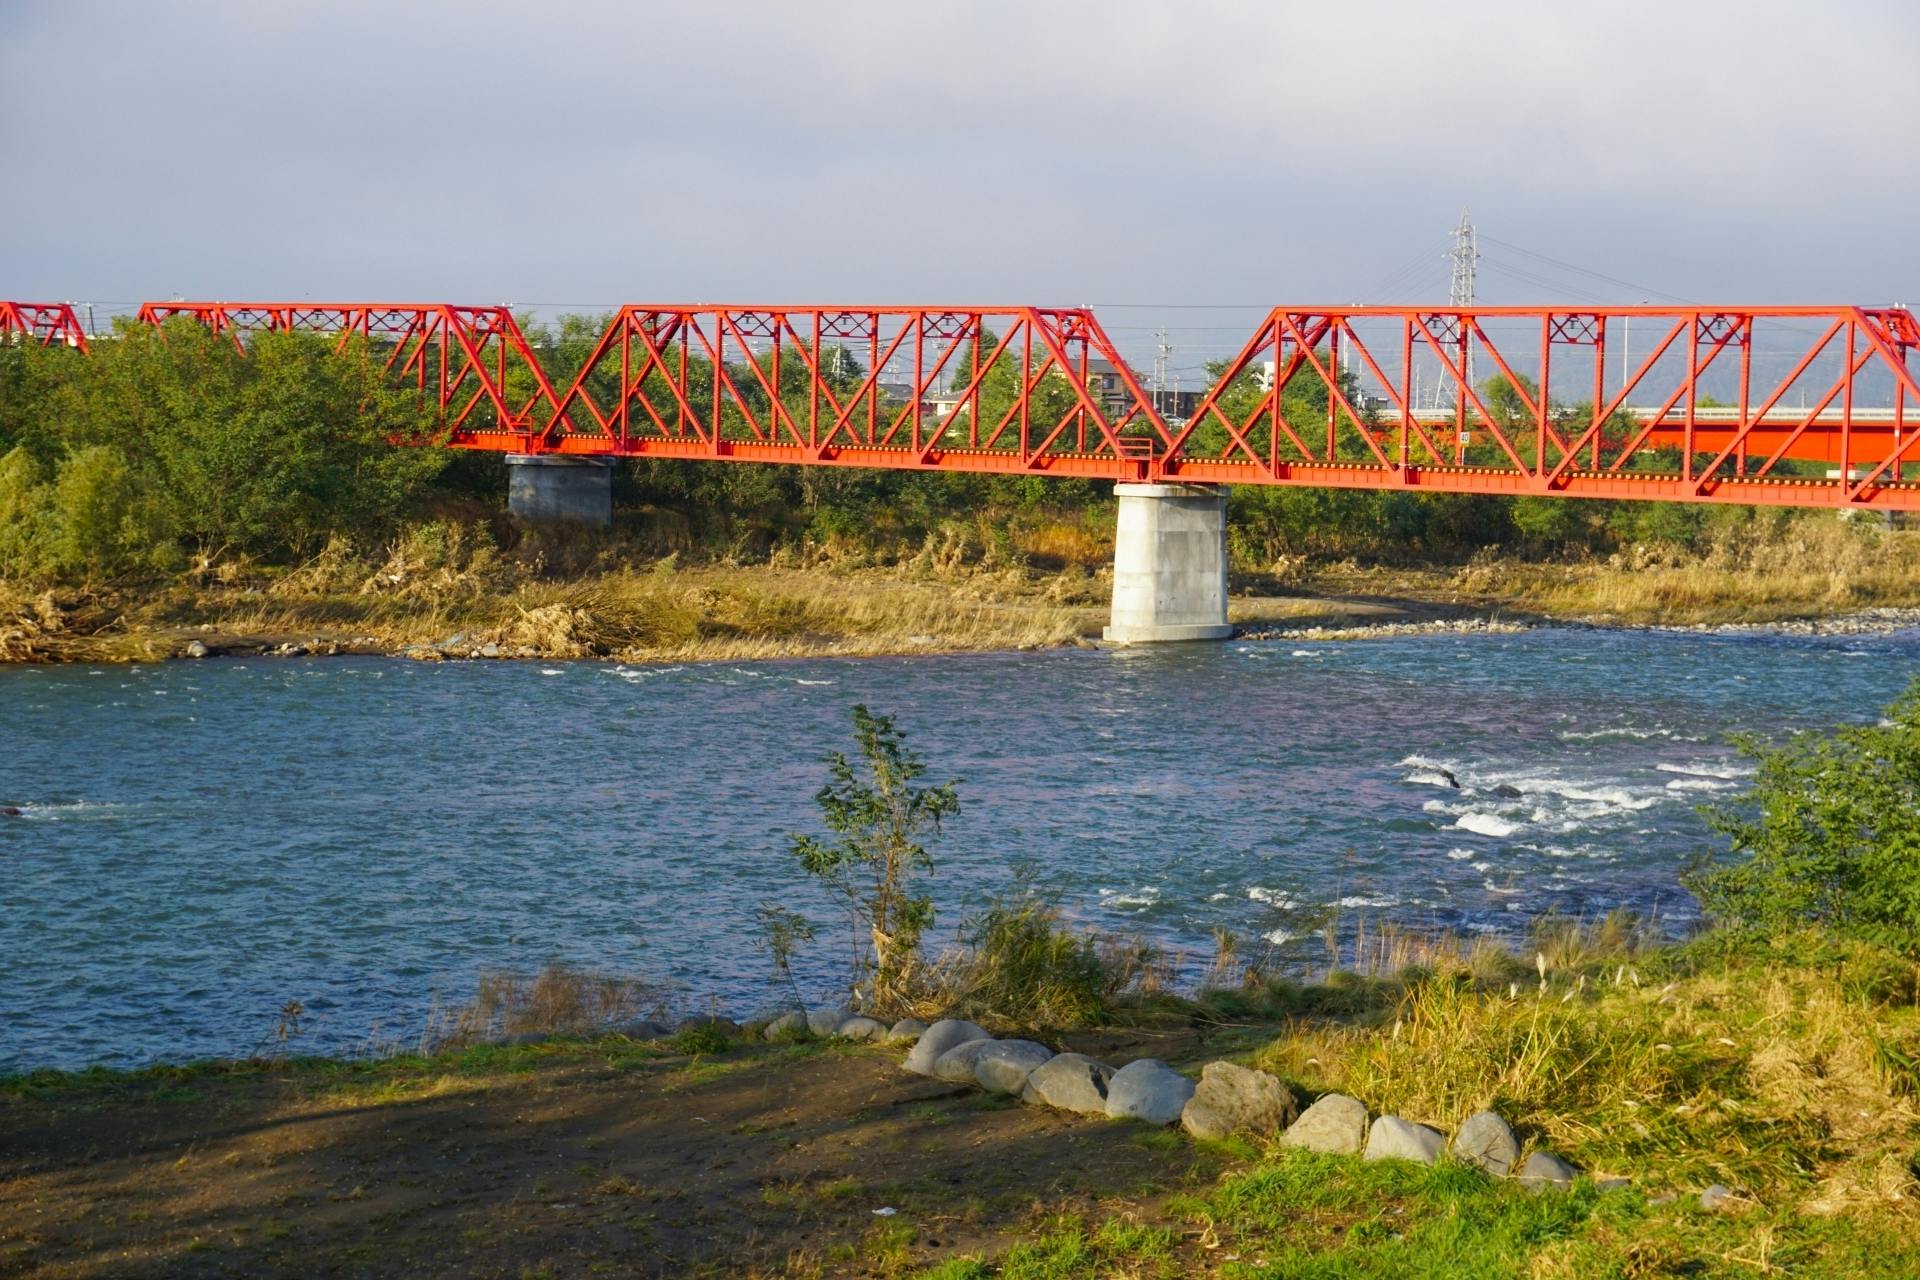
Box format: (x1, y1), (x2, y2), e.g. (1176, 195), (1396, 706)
(3, 625), (1916, 1071)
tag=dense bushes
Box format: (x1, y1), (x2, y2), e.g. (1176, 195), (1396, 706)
(1687, 678), (1920, 956)
(0, 445), (173, 578)
(0, 323), (444, 580)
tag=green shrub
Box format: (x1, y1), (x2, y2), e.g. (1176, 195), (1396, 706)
(0, 446), (52, 579)
(789, 705), (960, 1012)
(48, 445), (173, 577)
(1687, 678), (1920, 955)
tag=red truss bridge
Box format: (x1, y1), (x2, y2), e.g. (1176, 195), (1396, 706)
(0, 301), (88, 352)
(10, 299), (1920, 511)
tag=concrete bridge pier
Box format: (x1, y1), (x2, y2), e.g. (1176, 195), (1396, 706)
(506, 454), (614, 526)
(1102, 482), (1233, 644)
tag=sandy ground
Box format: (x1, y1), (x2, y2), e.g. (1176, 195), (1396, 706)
(0, 1028), (1230, 1279)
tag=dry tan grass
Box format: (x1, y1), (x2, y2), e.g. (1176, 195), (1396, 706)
(1249, 934), (1920, 1208)
(1466, 517), (1920, 624)
(0, 584), (173, 662)
(15, 556), (1095, 664)
(425, 962), (679, 1047)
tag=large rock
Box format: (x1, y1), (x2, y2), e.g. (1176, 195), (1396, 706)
(1517, 1151), (1577, 1192)
(1180, 1062), (1298, 1141)
(904, 1019), (991, 1076)
(807, 1007), (855, 1037)
(931, 1037), (1002, 1082)
(886, 1019), (928, 1045)
(1280, 1093), (1368, 1155)
(742, 1005), (798, 1039)
(1020, 1053), (1115, 1115)
(1364, 1116), (1446, 1164)
(1450, 1110), (1520, 1177)
(1105, 1059), (1196, 1125)
(614, 1019), (672, 1041)
(974, 1040), (1053, 1094)
(835, 1015), (889, 1041)
(763, 1010), (810, 1043)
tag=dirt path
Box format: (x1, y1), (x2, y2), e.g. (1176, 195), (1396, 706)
(0, 1030), (1228, 1279)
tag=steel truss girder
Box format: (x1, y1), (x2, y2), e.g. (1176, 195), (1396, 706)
(133, 301), (569, 443)
(111, 300), (1920, 511)
(522, 305), (1172, 477)
(1172, 305), (1920, 510)
(0, 301), (88, 352)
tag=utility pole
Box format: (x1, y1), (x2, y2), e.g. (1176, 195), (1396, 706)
(1621, 297), (1648, 401)
(1151, 327), (1171, 416)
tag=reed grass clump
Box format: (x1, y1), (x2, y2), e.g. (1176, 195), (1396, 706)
(924, 899), (1171, 1030)
(428, 963), (677, 1047)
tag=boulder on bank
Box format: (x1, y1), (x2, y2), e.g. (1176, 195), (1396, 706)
(807, 1007), (855, 1037)
(886, 1018), (928, 1045)
(1105, 1059), (1195, 1125)
(1281, 1093), (1368, 1155)
(931, 1037), (1002, 1083)
(1363, 1116), (1446, 1165)
(764, 1010), (810, 1042)
(741, 1005), (799, 1040)
(904, 1019), (990, 1076)
(1020, 1053), (1114, 1115)
(1450, 1110), (1520, 1177)
(615, 1020), (672, 1041)
(1517, 1151), (1577, 1192)
(835, 1015), (889, 1041)
(974, 1040), (1053, 1094)
(1180, 1062), (1298, 1141)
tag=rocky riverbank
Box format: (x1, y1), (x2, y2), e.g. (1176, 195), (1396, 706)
(7, 552), (1920, 667)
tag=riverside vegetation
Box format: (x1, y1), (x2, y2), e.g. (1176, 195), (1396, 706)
(6, 319), (1920, 664)
(5, 694), (1920, 1276)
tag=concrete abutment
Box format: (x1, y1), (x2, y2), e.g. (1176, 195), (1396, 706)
(505, 454), (614, 526)
(1102, 482), (1231, 644)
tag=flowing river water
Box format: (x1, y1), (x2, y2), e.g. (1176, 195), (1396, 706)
(4, 625), (1917, 1071)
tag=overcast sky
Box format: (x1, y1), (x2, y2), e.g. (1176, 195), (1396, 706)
(5, 1), (1917, 367)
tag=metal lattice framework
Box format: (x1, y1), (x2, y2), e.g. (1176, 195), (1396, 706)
(79, 299), (1920, 510)
(0, 301), (88, 351)
(1168, 306), (1920, 509)
(134, 302), (569, 442)
(499, 305), (1172, 479)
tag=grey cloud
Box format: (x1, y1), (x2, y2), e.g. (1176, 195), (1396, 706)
(3, 0), (1917, 366)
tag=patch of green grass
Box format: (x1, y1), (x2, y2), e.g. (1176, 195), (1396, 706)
(670, 1023), (733, 1056)
(1127, 1128), (1183, 1153)
(0, 1033), (678, 1100)
(816, 1175), (865, 1202)
(925, 1217), (1178, 1280)
(963, 1091), (1020, 1113)
(863, 1218), (918, 1271)
(924, 1148), (1920, 1279)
